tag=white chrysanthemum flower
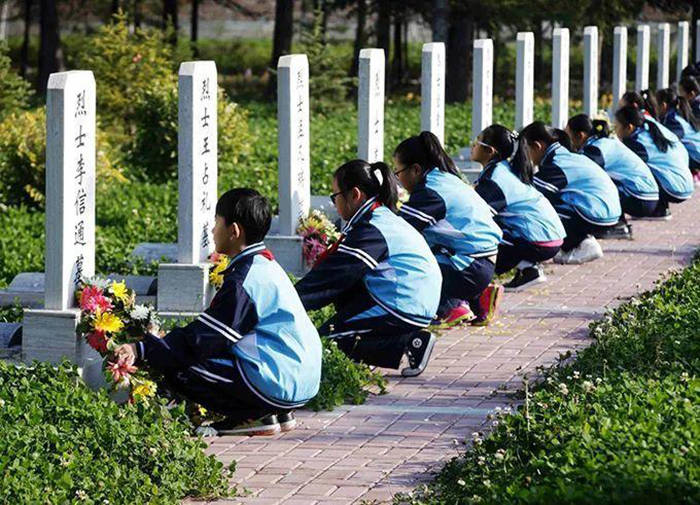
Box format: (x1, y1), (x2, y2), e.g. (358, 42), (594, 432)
(87, 277), (111, 289)
(130, 304), (151, 321)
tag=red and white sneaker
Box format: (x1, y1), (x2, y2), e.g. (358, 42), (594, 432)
(471, 283), (504, 327)
(429, 303), (475, 330)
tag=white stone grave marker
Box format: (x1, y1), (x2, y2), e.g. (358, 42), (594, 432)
(515, 32), (534, 131)
(612, 26), (628, 110)
(583, 26), (599, 116)
(358, 48), (385, 163)
(678, 21), (689, 82)
(421, 42), (445, 143)
(636, 25), (650, 91)
(657, 23), (670, 89)
(552, 28), (570, 128)
(472, 39), (493, 139)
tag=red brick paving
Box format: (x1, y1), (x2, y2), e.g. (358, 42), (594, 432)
(194, 197), (700, 505)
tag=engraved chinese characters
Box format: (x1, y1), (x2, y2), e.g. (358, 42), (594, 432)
(45, 71), (96, 311)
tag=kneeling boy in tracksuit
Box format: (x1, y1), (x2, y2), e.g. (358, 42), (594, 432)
(115, 189), (322, 436)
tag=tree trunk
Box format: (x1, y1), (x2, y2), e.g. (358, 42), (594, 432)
(391, 14), (403, 88)
(111, 0), (120, 16)
(162, 0), (178, 45)
(0, 0), (10, 40)
(533, 18), (546, 90)
(350, 0), (366, 78)
(133, 0), (142, 28)
(38, 0), (63, 95)
(693, 0), (700, 63)
(191, 0), (199, 56)
(446, 10), (473, 103)
(376, 0), (390, 91)
(21, 0), (32, 78)
(432, 0), (448, 42)
(266, 0), (294, 98)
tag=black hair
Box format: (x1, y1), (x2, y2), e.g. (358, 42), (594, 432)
(215, 188), (272, 244)
(334, 159), (398, 211)
(621, 90), (658, 119)
(679, 74), (700, 98)
(479, 124), (533, 183)
(393, 131), (460, 176)
(519, 121), (572, 152)
(567, 113), (610, 140)
(681, 63), (700, 81)
(656, 87), (700, 131)
(615, 105), (671, 152)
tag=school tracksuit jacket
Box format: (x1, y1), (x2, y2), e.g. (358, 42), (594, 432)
(137, 242), (322, 410)
(398, 168), (502, 271)
(296, 197), (441, 330)
(579, 135), (659, 202)
(622, 125), (694, 202)
(474, 160), (565, 244)
(660, 107), (700, 167)
(532, 142), (622, 227)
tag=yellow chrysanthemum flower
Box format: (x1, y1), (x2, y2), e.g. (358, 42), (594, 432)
(110, 280), (130, 303)
(209, 255), (230, 288)
(132, 379), (157, 400)
(93, 310), (124, 334)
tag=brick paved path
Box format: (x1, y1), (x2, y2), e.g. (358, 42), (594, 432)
(197, 196), (700, 505)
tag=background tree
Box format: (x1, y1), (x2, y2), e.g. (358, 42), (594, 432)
(267, 0), (294, 98)
(37, 0), (63, 94)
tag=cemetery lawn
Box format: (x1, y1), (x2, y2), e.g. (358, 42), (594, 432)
(396, 257), (700, 505)
(0, 98), (556, 289)
(0, 360), (236, 504)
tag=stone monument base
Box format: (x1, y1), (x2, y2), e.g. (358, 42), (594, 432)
(22, 308), (105, 388)
(157, 263), (213, 313)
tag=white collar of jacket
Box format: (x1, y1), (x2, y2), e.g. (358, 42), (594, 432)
(342, 196), (377, 234)
(227, 242), (266, 269)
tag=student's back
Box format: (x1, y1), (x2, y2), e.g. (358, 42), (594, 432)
(533, 142), (621, 225)
(623, 124), (694, 201)
(402, 168), (502, 271)
(660, 106), (700, 163)
(580, 136), (659, 201)
(364, 203), (442, 322)
(213, 245), (322, 406)
(476, 159), (565, 243)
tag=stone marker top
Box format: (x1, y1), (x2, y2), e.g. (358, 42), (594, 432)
(179, 60), (217, 76)
(278, 53), (309, 69)
(47, 70), (95, 90)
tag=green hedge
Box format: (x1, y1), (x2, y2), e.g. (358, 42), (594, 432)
(398, 258), (700, 505)
(0, 360), (235, 504)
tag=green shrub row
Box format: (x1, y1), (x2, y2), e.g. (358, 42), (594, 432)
(0, 360), (235, 504)
(397, 259), (700, 505)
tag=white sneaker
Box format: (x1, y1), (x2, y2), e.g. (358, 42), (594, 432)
(554, 237), (603, 265)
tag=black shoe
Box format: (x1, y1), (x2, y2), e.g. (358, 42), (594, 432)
(504, 266), (546, 292)
(196, 414), (281, 437)
(401, 331), (436, 377)
(638, 205), (672, 221)
(594, 222), (633, 240)
(277, 411), (296, 432)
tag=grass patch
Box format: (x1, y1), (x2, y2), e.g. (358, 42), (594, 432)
(0, 360), (235, 504)
(397, 259), (700, 505)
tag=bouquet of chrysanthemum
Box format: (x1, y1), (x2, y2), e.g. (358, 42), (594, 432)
(208, 252), (231, 289)
(75, 278), (160, 403)
(297, 210), (340, 267)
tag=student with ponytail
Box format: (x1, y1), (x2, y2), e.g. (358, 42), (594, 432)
(679, 74), (700, 121)
(470, 125), (565, 291)
(656, 88), (700, 185)
(393, 131), (503, 327)
(566, 114), (659, 232)
(614, 105), (694, 219)
(619, 90), (682, 144)
(520, 121), (621, 264)
(296, 159), (442, 378)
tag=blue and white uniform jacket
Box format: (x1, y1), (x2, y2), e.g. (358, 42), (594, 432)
(399, 168), (502, 270)
(532, 142), (622, 226)
(296, 197), (441, 328)
(137, 243), (322, 408)
(660, 107), (700, 164)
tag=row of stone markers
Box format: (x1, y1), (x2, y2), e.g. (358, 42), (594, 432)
(8, 20), (697, 380)
(9, 43), (446, 377)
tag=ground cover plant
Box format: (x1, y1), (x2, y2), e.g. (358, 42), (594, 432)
(396, 259), (700, 505)
(0, 360), (236, 504)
